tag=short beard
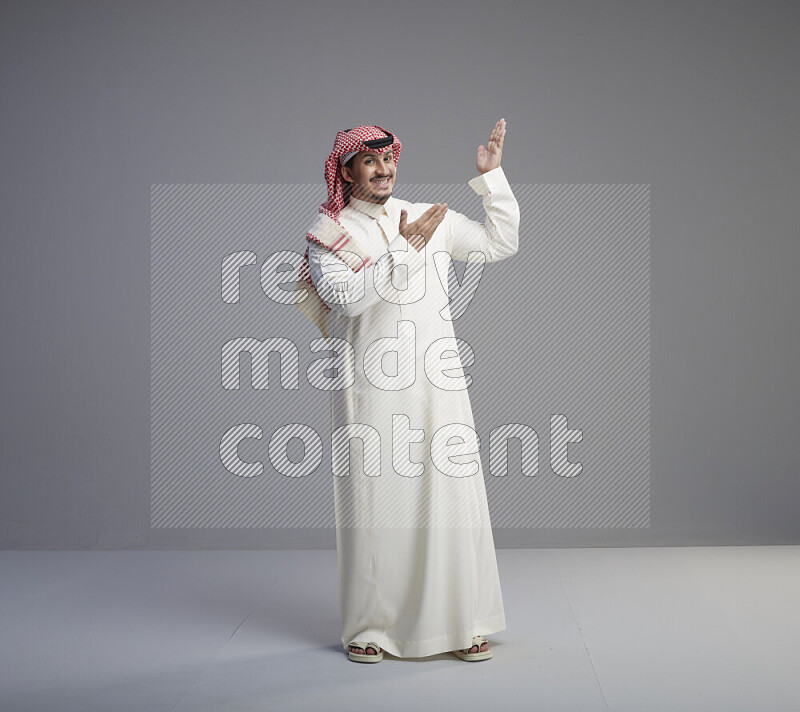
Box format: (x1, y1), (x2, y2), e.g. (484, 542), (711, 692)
(368, 190), (391, 203)
(354, 183), (392, 204)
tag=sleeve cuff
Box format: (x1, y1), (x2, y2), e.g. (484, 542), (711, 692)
(468, 165), (508, 196)
(387, 232), (426, 275)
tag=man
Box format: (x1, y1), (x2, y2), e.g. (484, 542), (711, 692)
(296, 120), (520, 662)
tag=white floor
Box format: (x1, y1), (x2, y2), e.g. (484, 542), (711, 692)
(1, 546), (798, 712)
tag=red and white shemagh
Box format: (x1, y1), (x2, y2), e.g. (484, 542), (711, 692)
(295, 125), (402, 339)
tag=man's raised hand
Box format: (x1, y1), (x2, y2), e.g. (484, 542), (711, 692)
(476, 118), (506, 175)
(399, 203), (448, 252)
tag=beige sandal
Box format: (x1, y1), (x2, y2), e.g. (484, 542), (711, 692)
(348, 641), (384, 663)
(452, 634), (493, 661)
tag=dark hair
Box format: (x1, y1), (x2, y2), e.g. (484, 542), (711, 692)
(340, 156), (355, 204)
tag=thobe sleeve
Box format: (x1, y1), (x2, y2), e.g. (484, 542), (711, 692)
(444, 165), (520, 262)
(308, 234), (426, 317)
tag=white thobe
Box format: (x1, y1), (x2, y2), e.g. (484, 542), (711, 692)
(307, 165), (520, 658)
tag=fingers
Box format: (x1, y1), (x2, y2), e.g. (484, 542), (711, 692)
(417, 207), (446, 235)
(488, 118), (506, 153)
(424, 202), (448, 217)
(421, 202), (448, 230)
(497, 118), (506, 149)
(489, 120), (500, 145)
(404, 203), (447, 240)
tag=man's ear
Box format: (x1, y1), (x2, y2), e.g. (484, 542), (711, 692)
(340, 166), (353, 184)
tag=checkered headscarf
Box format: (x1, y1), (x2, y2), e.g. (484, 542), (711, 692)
(319, 125), (402, 220)
(296, 125), (402, 338)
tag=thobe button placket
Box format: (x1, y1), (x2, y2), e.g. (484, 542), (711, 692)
(376, 209), (404, 321)
(376, 211), (391, 247)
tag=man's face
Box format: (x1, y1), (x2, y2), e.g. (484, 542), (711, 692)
(341, 149), (396, 204)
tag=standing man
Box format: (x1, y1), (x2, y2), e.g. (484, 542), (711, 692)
(296, 120), (520, 662)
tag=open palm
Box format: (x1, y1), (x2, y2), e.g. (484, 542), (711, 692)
(476, 118), (506, 174)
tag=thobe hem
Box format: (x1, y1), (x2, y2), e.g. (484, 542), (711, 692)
(340, 612), (507, 659)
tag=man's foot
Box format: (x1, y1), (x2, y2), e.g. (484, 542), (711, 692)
(463, 638), (490, 654)
(348, 641), (383, 662)
(349, 643), (379, 656)
(452, 634), (493, 661)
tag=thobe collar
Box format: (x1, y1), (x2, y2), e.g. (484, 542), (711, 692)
(348, 195), (391, 220)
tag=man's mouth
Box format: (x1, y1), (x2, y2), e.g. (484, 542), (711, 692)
(371, 177), (391, 187)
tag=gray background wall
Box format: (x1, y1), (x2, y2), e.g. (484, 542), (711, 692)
(1, 0), (797, 549)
